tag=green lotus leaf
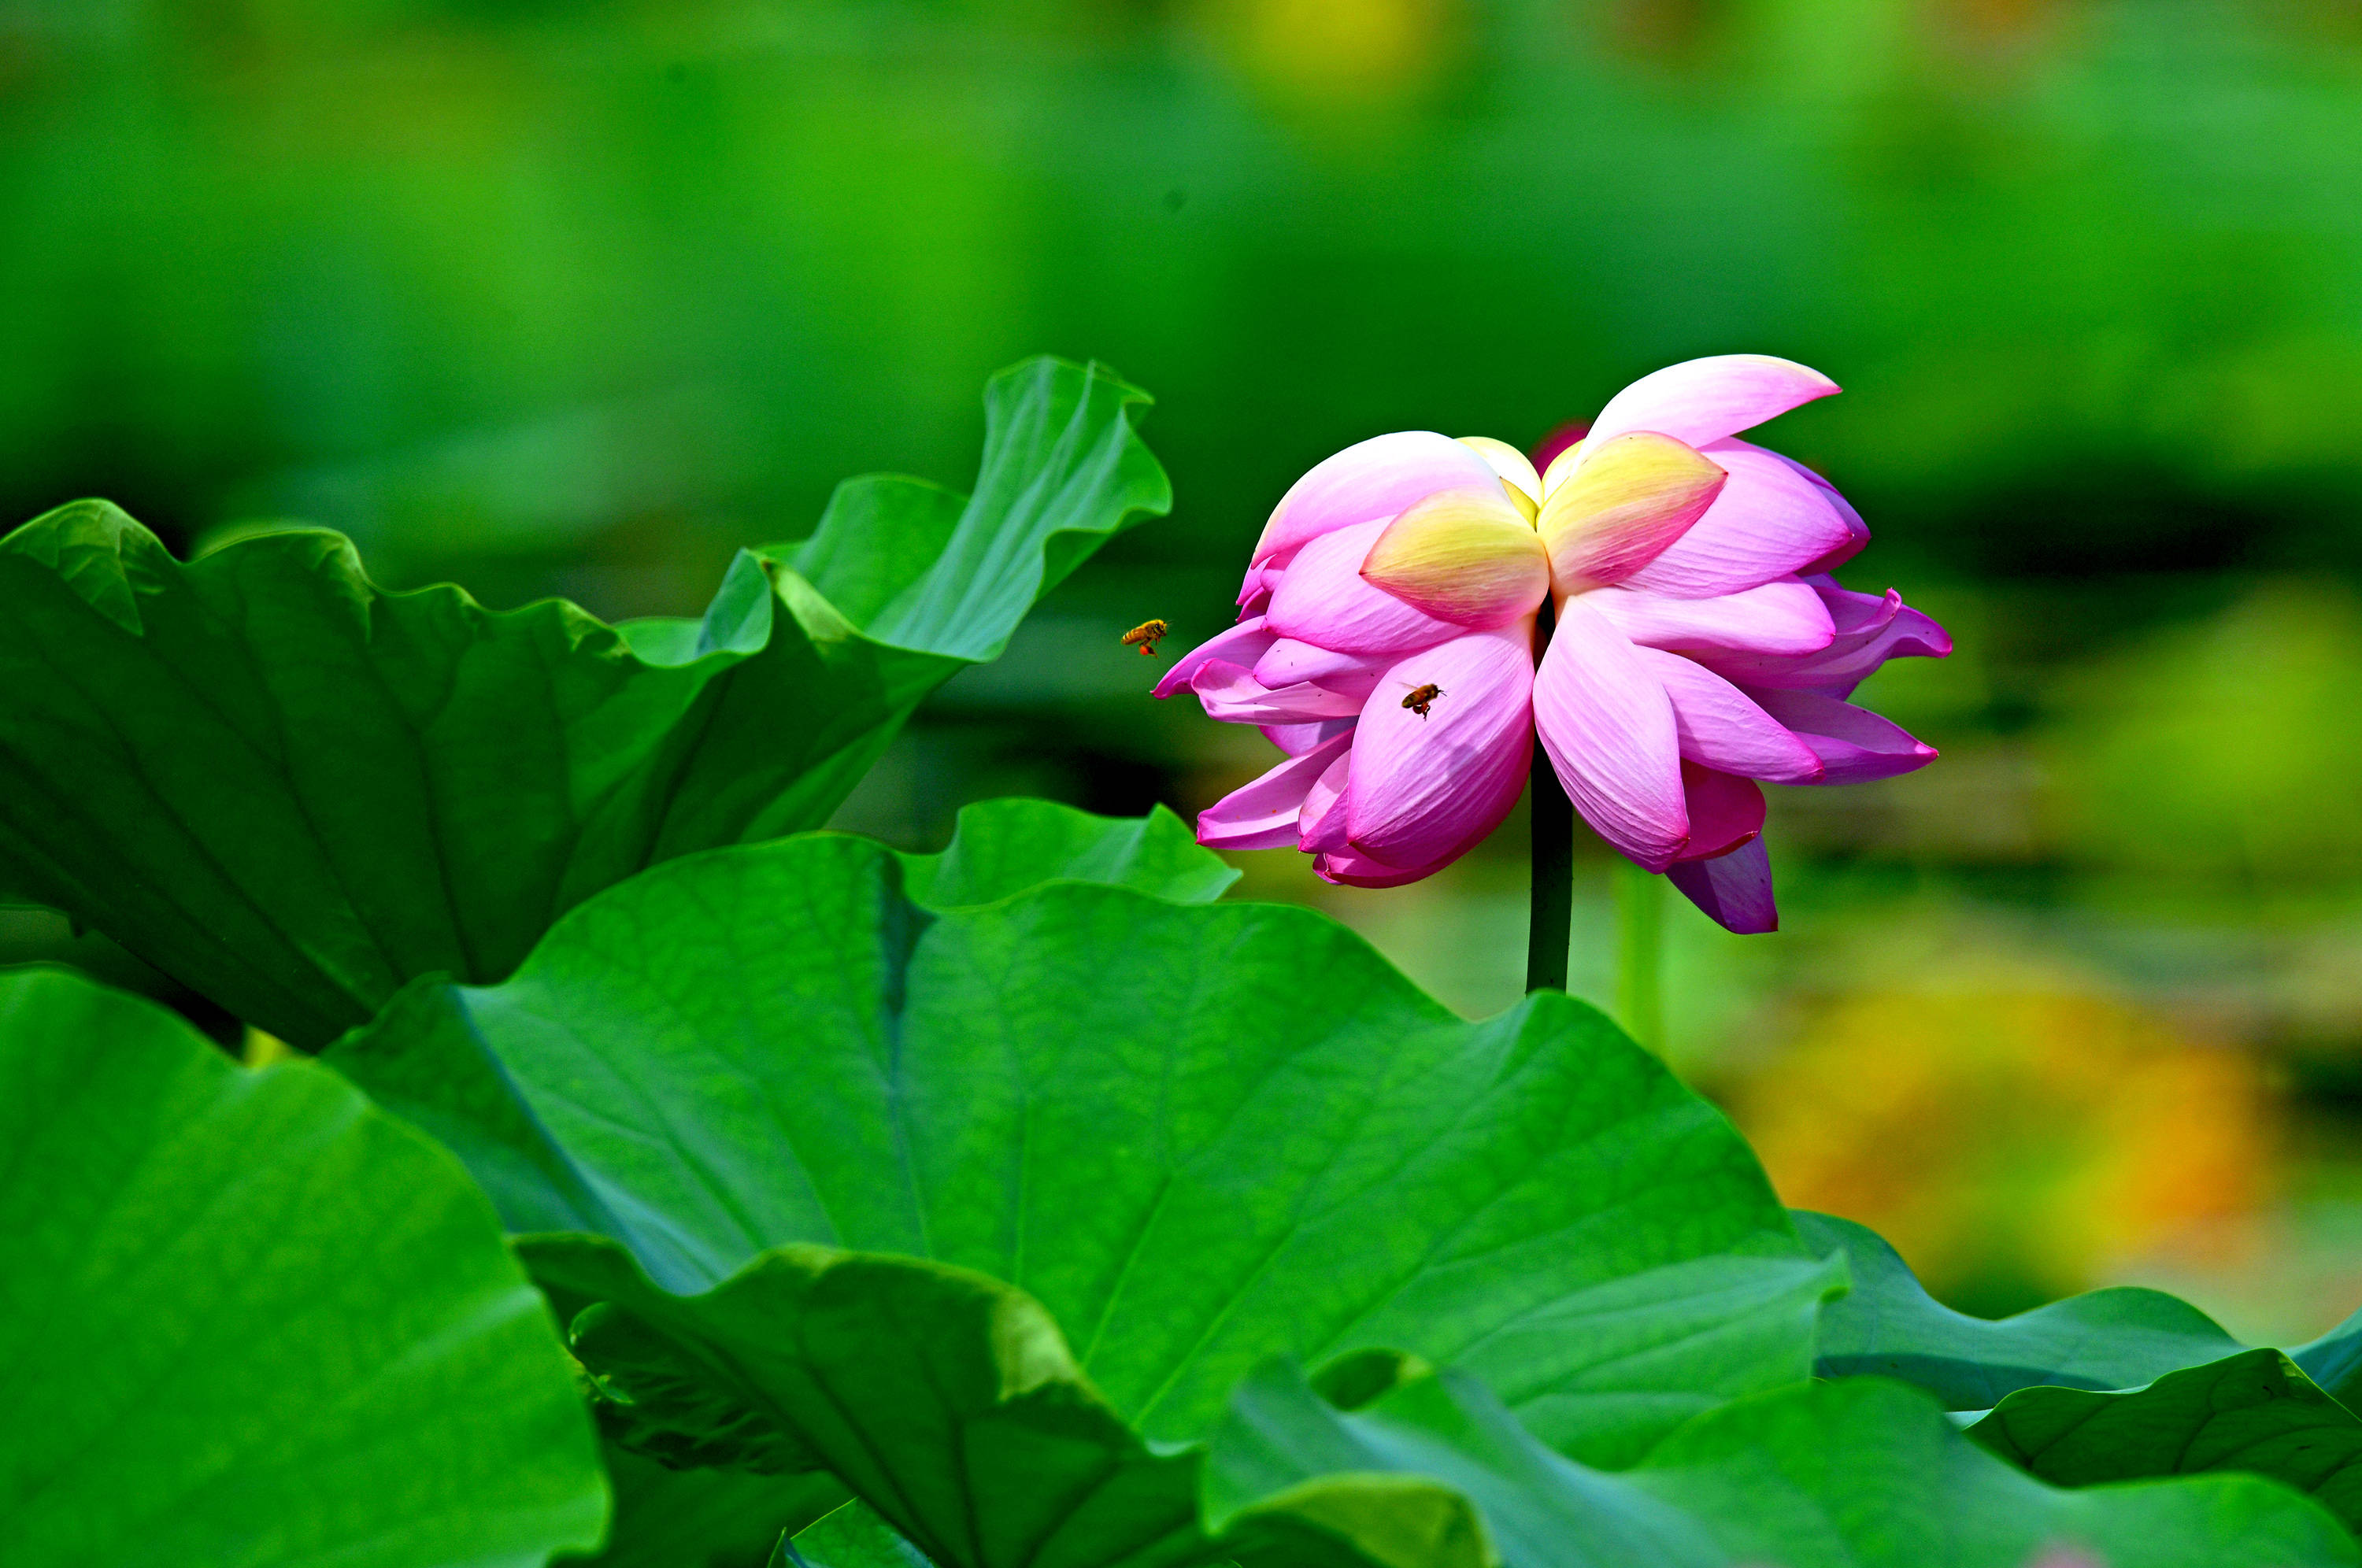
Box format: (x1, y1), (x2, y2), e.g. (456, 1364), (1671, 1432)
(1795, 1210), (2243, 1407)
(524, 1238), (1204, 1568)
(1968, 1348), (2362, 1532)
(894, 798), (1237, 909)
(335, 828), (1844, 1566)
(2297, 1308), (2362, 1406)
(0, 357), (1167, 1048)
(1207, 1357), (2361, 1568)
(0, 965), (607, 1568)
(325, 800), (1233, 1240)
(564, 1444), (846, 1568)
(782, 1502), (939, 1568)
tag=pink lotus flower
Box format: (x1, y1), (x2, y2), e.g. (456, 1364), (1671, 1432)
(1154, 354), (1950, 933)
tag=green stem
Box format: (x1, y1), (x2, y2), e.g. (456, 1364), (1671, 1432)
(1526, 613), (1573, 994)
(1614, 859), (1664, 1053)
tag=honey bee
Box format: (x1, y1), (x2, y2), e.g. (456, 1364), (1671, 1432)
(1401, 682), (1444, 719)
(1120, 619), (1170, 656)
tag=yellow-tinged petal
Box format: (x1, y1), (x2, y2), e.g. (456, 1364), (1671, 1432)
(1456, 436), (1543, 520)
(1359, 486), (1550, 628)
(1536, 431), (1727, 592)
(1540, 438), (1586, 497)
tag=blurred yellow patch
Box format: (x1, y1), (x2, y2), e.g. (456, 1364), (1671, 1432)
(2047, 582), (2362, 886)
(1734, 986), (2272, 1314)
(1201, 0), (1461, 104)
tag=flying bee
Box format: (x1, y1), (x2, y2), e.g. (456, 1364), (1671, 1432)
(1120, 618), (1170, 657)
(1401, 682), (1445, 719)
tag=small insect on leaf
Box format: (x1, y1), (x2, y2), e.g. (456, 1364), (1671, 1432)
(1120, 619), (1171, 656)
(1401, 682), (1444, 719)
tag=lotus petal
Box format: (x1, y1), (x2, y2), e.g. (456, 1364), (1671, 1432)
(1692, 583), (1949, 697)
(1532, 597), (1688, 871)
(1361, 486), (1551, 627)
(1747, 687), (1939, 784)
(1537, 432), (1728, 592)
(1153, 617), (1279, 699)
(1190, 660), (1368, 725)
(1784, 459), (1871, 575)
(1583, 355), (1839, 453)
(1668, 838), (1778, 934)
(1265, 519), (1468, 656)
(1677, 760), (1767, 860)
(1456, 435), (1544, 513)
(1261, 717), (1355, 758)
(1253, 638), (1389, 700)
(1587, 580), (1835, 658)
(1620, 440), (1860, 600)
(1298, 747), (1353, 852)
(1343, 627), (1536, 871)
(1195, 729), (1356, 849)
(1251, 432), (1501, 567)
(1636, 648), (1823, 782)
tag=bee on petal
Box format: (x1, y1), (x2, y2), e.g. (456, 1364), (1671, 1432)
(1401, 682), (1444, 719)
(1120, 619), (1171, 656)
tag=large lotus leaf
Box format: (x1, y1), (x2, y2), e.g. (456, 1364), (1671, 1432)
(325, 800), (1235, 1239)
(0, 357), (1167, 1048)
(2298, 1309), (2362, 1406)
(564, 1444), (846, 1568)
(1795, 1210), (2243, 1407)
(0, 965), (607, 1567)
(525, 1239), (1206, 1568)
(782, 1502), (938, 1568)
(335, 831), (1841, 1465)
(1205, 1358), (2360, 1568)
(1968, 1348), (2362, 1532)
(894, 798), (1238, 909)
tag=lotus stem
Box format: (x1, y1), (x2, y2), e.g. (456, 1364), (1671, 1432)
(1526, 612), (1574, 994)
(1614, 859), (1664, 1052)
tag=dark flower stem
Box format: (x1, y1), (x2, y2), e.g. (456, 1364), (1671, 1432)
(1526, 605), (1573, 994)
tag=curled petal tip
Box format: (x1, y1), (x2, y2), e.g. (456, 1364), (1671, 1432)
(1588, 355), (1841, 456)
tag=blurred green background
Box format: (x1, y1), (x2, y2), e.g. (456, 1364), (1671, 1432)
(8, 0), (2362, 1334)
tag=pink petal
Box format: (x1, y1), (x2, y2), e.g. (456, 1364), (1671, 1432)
(1261, 717), (1355, 758)
(1190, 660), (1367, 725)
(1746, 688), (1938, 784)
(1312, 846), (1450, 888)
(1343, 627), (1536, 871)
(1265, 518), (1468, 657)
(1635, 647), (1823, 783)
(1784, 461), (1870, 575)
(1586, 579), (1836, 658)
(1535, 431), (1729, 592)
(1196, 729), (1356, 849)
(1153, 617), (1278, 700)
(1237, 560), (1283, 617)
(1620, 440), (1860, 600)
(1532, 597), (1689, 871)
(1675, 760), (1765, 860)
(1585, 355), (1840, 453)
(1697, 583), (1949, 697)
(1667, 838), (1777, 934)
(1252, 431), (1502, 568)
(1254, 638), (1390, 701)
(1298, 746), (1353, 852)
